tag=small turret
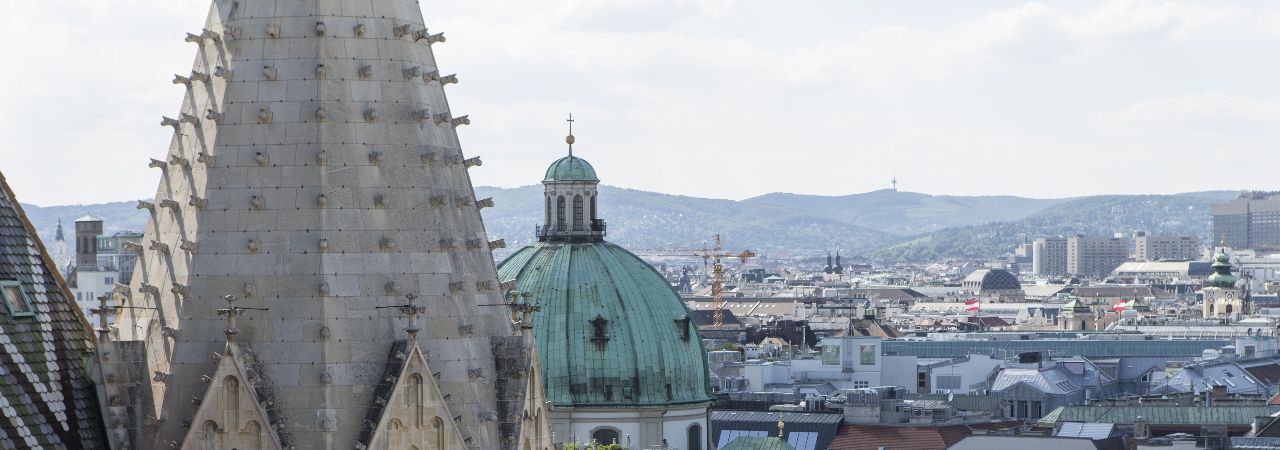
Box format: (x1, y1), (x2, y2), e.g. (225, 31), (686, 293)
(539, 114), (605, 243)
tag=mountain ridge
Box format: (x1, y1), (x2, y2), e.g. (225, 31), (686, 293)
(20, 187), (1243, 261)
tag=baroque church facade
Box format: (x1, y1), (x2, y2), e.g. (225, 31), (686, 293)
(497, 134), (714, 449)
(90, 1), (550, 449)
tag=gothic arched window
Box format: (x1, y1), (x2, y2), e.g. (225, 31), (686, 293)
(433, 416), (446, 449)
(201, 421), (219, 450)
(220, 378), (238, 414)
(407, 374), (424, 428)
(573, 195), (584, 231)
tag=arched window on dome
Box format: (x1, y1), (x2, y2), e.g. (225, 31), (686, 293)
(590, 194), (597, 221)
(688, 423), (703, 450)
(545, 196), (552, 227)
(556, 197), (566, 231)
(573, 195), (584, 231)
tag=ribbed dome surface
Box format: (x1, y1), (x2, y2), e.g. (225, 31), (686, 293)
(543, 155), (599, 182)
(964, 268), (1020, 291)
(497, 241), (712, 407)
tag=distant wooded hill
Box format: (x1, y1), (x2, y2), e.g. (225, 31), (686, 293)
(20, 187), (1240, 261)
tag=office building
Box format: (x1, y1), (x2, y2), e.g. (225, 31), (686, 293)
(1212, 192), (1280, 250)
(1067, 235), (1129, 278)
(1032, 237), (1068, 276)
(1133, 231), (1200, 261)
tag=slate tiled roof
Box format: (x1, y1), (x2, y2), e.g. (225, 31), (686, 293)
(692, 309), (744, 327)
(0, 172), (106, 448)
(712, 411), (842, 450)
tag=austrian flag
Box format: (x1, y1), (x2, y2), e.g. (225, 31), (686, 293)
(965, 297), (980, 313)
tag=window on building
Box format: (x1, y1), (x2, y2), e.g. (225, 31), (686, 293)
(556, 196), (566, 230)
(821, 343), (840, 366)
(572, 195), (584, 231)
(592, 428), (620, 445)
(0, 281), (33, 317)
(104, 276), (113, 285)
(859, 344), (876, 365)
(853, 381), (870, 389)
(688, 424), (703, 450)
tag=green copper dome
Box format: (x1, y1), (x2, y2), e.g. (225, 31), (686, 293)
(1208, 249), (1237, 288)
(543, 155), (599, 183)
(497, 241), (712, 408)
(1061, 298), (1091, 312)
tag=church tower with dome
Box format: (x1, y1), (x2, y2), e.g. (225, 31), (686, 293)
(497, 122), (713, 449)
(1203, 248), (1245, 320)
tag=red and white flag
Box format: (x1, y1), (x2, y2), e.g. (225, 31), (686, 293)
(965, 297), (980, 313)
(1113, 300), (1127, 312)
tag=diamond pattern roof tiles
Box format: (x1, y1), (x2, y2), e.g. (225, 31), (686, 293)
(0, 171), (106, 449)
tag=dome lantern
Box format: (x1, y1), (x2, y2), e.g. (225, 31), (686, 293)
(539, 114), (605, 242)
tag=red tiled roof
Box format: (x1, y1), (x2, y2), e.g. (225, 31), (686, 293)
(828, 422), (1022, 450)
(966, 316), (1010, 327)
(1269, 391), (1280, 406)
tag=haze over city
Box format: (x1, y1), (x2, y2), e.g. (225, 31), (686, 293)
(3, 0), (1279, 206)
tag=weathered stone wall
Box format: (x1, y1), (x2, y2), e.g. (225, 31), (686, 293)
(109, 1), (519, 448)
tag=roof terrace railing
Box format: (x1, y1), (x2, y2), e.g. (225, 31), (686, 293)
(536, 219), (607, 242)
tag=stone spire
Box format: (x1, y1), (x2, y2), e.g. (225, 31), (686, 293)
(109, 1), (520, 448)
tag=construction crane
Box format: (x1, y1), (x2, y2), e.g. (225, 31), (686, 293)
(632, 234), (756, 327)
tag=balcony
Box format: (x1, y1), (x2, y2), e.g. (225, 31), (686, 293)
(536, 219), (607, 242)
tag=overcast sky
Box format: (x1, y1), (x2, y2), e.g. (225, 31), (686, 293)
(1, 0), (1277, 206)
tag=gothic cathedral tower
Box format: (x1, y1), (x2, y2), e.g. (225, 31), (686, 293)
(102, 1), (544, 449)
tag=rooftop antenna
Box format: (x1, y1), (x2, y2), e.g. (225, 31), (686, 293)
(565, 113), (575, 157)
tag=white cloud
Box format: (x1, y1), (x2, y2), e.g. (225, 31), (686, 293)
(1112, 92), (1280, 128)
(1, 0), (1278, 204)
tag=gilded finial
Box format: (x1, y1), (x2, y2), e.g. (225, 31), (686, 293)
(565, 113), (575, 157)
(778, 418), (785, 438)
